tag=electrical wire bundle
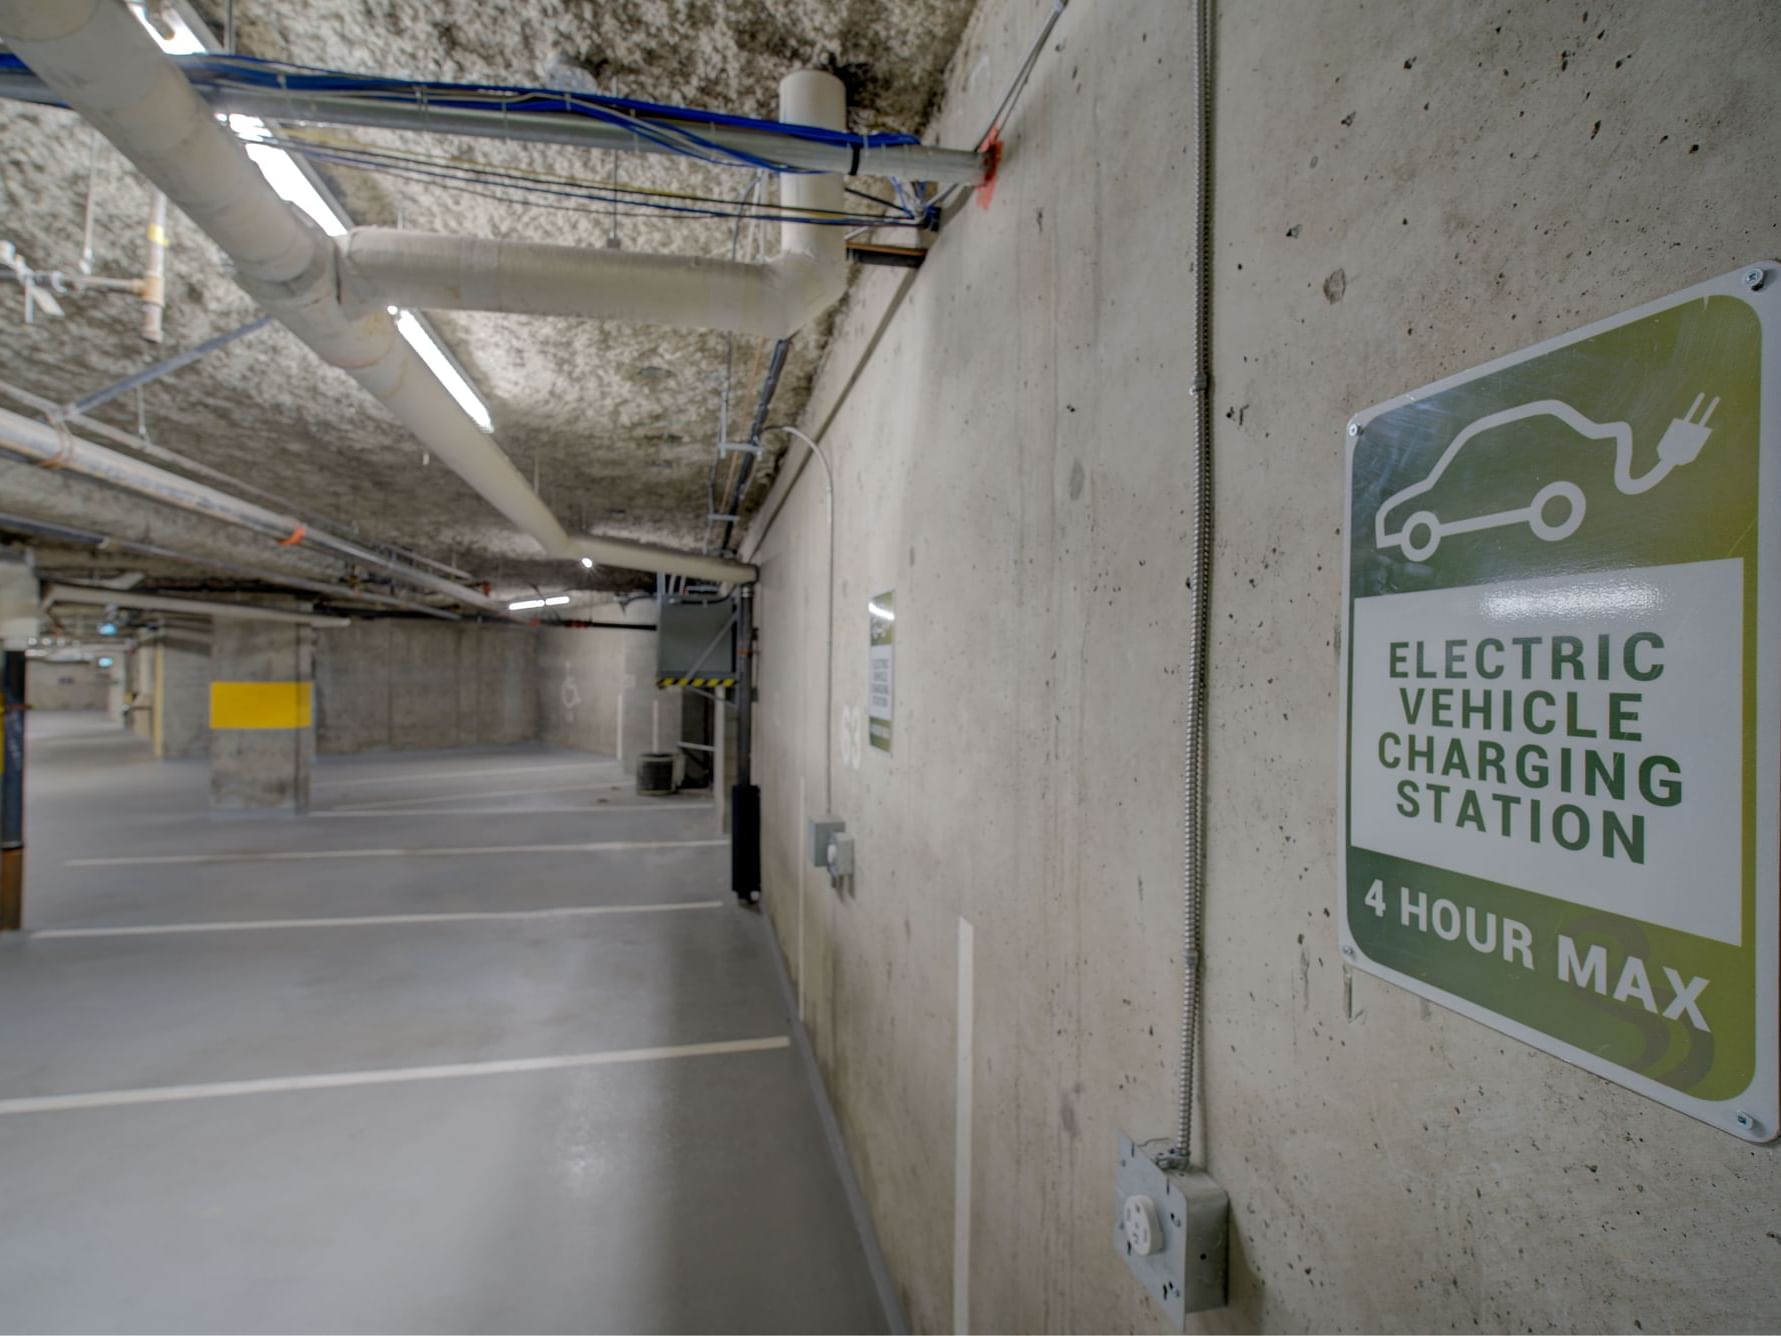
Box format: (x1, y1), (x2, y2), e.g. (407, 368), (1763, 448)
(192, 51), (921, 170)
(249, 127), (926, 229)
(0, 49), (933, 228)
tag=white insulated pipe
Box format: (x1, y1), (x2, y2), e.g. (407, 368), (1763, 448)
(341, 72), (849, 342)
(140, 188), (167, 343)
(0, 0), (754, 586)
(341, 232), (845, 343)
(0, 402), (501, 613)
(44, 582), (352, 627)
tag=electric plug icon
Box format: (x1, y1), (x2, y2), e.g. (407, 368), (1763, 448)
(1655, 392), (1720, 471)
(1374, 389), (1726, 559)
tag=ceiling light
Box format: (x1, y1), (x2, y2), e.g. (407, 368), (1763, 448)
(134, 7), (345, 241)
(393, 310), (493, 432)
(509, 597), (545, 611)
(544, 595), (571, 607)
(226, 116), (350, 239)
(97, 656), (115, 669)
(131, 2), (206, 54)
(133, 2), (495, 443)
(580, 557), (595, 569)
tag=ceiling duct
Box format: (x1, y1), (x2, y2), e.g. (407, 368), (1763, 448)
(0, 0), (763, 585)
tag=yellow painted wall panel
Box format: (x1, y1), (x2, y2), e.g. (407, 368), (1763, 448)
(209, 681), (313, 730)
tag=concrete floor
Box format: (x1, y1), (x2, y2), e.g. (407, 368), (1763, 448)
(0, 712), (885, 1335)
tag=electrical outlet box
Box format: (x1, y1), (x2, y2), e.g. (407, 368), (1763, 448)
(1113, 1133), (1228, 1325)
(826, 830), (854, 879)
(808, 815), (845, 867)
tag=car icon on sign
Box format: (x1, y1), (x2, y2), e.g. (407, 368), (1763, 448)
(1373, 394), (1719, 561)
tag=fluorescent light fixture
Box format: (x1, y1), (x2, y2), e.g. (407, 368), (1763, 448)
(134, 2), (496, 441)
(136, 10), (353, 246)
(97, 656), (115, 669)
(508, 594), (573, 611)
(544, 595), (571, 606)
(868, 601), (896, 622)
(98, 622), (117, 636)
(223, 115), (350, 239)
(131, 2), (206, 54)
(393, 309), (494, 432)
(580, 557), (595, 569)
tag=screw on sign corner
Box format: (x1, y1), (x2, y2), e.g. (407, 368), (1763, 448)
(1743, 267), (1766, 290)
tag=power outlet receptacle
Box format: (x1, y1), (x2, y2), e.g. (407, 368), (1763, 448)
(1113, 1133), (1229, 1325)
(808, 815), (845, 867)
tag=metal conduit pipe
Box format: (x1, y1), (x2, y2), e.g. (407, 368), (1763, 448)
(0, 508), (460, 620)
(43, 581), (351, 627)
(0, 0), (754, 586)
(0, 403), (500, 613)
(0, 376), (476, 584)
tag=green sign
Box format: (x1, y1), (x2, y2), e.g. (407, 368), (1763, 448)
(1339, 264), (1779, 1140)
(868, 591), (894, 752)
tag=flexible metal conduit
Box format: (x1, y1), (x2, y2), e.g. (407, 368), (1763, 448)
(1173, 0), (1216, 1169)
(0, 403), (499, 613)
(0, 0), (754, 586)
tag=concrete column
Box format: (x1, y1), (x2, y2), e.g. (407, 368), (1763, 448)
(127, 648), (154, 741)
(712, 686), (729, 835)
(209, 621), (314, 812)
(106, 670), (126, 728)
(152, 633), (211, 758)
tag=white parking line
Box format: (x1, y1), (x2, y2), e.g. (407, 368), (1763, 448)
(329, 781), (638, 811)
(313, 760), (620, 791)
(33, 901), (725, 938)
(0, 1036), (792, 1117)
(310, 804), (711, 819)
(68, 838), (729, 867)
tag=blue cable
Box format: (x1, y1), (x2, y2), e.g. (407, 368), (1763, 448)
(0, 52), (926, 172)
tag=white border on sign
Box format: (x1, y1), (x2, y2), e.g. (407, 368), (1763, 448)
(1335, 261), (1781, 1143)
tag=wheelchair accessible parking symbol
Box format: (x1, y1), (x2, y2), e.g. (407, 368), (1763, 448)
(1337, 263), (1781, 1141)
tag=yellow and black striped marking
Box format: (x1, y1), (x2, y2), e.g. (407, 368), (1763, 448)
(656, 676), (737, 688)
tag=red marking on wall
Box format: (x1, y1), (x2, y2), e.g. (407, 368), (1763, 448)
(975, 129), (1004, 210)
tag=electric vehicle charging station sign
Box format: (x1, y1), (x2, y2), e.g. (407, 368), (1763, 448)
(1338, 265), (1780, 1140)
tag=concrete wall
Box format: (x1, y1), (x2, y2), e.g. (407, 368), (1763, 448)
(749, 2), (1781, 1332)
(126, 648), (152, 741)
(313, 621), (538, 754)
(537, 605), (676, 769)
(26, 660), (113, 712)
(152, 635), (210, 759)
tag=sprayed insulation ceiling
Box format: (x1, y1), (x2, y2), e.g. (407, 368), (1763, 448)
(0, 0), (975, 599)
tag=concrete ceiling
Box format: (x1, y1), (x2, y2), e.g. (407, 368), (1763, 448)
(0, 0), (974, 604)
